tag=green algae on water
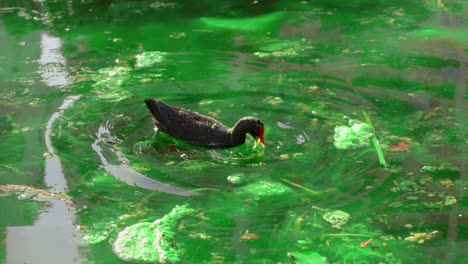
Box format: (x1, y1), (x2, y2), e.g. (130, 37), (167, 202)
(135, 51), (168, 69)
(91, 66), (133, 101)
(333, 119), (373, 149)
(113, 204), (194, 263)
(227, 173), (247, 185)
(322, 210), (351, 229)
(234, 179), (294, 200)
(254, 39), (313, 58)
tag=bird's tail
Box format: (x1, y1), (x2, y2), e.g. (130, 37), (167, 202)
(144, 99), (160, 120)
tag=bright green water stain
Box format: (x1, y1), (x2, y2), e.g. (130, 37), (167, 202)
(200, 11), (285, 31)
(410, 28), (468, 43)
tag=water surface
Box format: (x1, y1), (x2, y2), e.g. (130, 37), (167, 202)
(0, 0), (466, 263)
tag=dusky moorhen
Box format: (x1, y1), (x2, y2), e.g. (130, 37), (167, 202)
(144, 99), (265, 148)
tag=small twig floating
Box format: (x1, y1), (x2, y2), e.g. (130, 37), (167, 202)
(280, 178), (320, 195)
(363, 112), (387, 167)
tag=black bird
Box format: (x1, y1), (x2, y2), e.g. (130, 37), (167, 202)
(144, 99), (265, 148)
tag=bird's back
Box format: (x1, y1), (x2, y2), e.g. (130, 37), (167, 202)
(144, 99), (232, 147)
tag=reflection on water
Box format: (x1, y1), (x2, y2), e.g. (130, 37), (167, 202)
(6, 200), (79, 264)
(91, 121), (202, 196)
(44, 95), (81, 192)
(5, 32), (81, 263)
(39, 33), (71, 87)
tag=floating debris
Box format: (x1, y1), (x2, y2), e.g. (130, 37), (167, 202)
(312, 206), (351, 229)
(359, 237), (375, 248)
(390, 141), (411, 152)
(240, 230), (259, 240)
(0, 184), (74, 206)
(444, 195), (457, 206)
(420, 165), (437, 173)
(322, 210), (351, 229)
(227, 173), (246, 185)
(363, 112), (386, 166)
(277, 121), (294, 129)
(254, 39), (313, 58)
(404, 230), (438, 244)
(296, 134), (306, 144)
(280, 178), (320, 195)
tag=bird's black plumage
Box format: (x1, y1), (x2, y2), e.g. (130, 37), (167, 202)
(144, 99), (265, 148)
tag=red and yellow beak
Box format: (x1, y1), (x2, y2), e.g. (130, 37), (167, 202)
(255, 126), (265, 148)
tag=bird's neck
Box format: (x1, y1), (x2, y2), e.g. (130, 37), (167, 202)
(229, 126), (248, 147)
